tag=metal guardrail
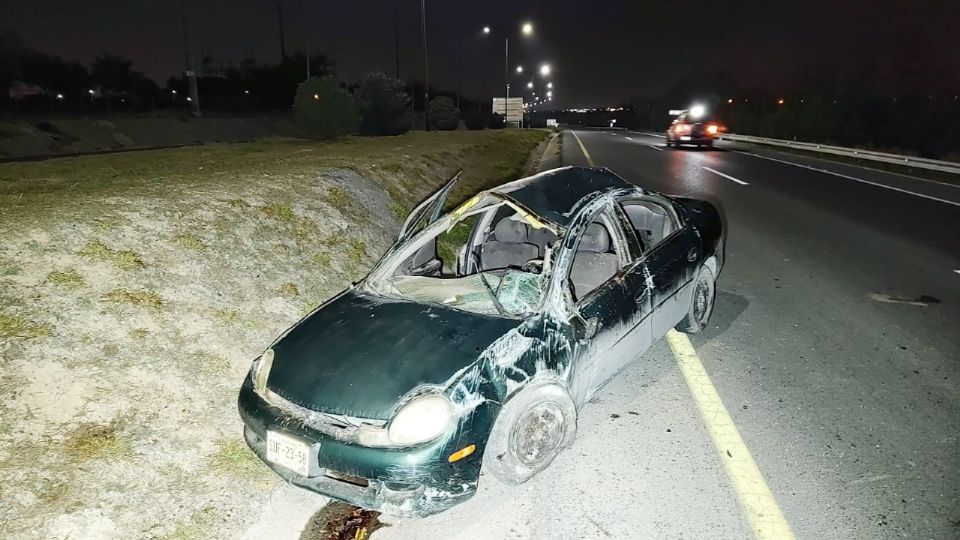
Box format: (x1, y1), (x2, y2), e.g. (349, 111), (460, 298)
(719, 133), (960, 174)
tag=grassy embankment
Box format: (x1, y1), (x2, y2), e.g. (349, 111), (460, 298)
(0, 129), (548, 539)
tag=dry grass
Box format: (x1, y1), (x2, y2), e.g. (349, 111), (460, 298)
(208, 438), (271, 481)
(79, 241), (145, 270)
(102, 288), (164, 310)
(262, 202), (296, 221)
(175, 233), (206, 251)
(347, 239), (367, 264)
(278, 282), (300, 297)
(47, 268), (85, 287)
(63, 422), (134, 462)
(0, 308), (51, 339)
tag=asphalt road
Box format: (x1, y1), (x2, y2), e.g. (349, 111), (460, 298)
(248, 130), (960, 540)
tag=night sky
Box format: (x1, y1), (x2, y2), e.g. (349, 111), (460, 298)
(7, 0), (959, 108)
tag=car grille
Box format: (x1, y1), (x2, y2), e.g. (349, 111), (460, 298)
(260, 388), (386, 443)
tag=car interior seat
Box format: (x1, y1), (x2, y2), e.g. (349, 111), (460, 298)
(480, 218), (539, 271)
(528, 227), (558, 258)
(569, 222), (619, 299)
(624, 204), (673, 249)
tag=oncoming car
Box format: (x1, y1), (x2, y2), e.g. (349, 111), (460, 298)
(666, 110), (721, 149)
(237, 166), (725, 517)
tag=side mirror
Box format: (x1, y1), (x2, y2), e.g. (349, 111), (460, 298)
(571, 313), (599, 341)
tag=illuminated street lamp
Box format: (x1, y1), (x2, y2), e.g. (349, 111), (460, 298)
(547, 82), (553, 89)
(522, 22), (533, 35)
(547, 91), (552, 97)
(516, 65), (523, 73)
(539, 63), (551, 76)
(482, 26), (491, 34)
(482, 21), (535, 127)
(527, 81), (534, 89)
(777, 98), (785, 105)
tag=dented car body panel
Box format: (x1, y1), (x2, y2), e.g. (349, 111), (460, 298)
(238, 166), (724, 517)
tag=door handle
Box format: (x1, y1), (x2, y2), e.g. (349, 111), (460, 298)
(687, 248), (698, 262)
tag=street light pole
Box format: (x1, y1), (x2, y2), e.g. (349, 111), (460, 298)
(504, 37), (510, 126)
(421, 0), (430, 131)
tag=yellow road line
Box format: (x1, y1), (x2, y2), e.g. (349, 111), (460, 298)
(568, 130), (793, 539)
(666, 330), (795, 540)
(569, 131), (595, 166)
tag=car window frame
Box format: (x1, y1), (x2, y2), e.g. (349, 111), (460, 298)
(563, 203), (634, 307)
(617, 196), (683, 254)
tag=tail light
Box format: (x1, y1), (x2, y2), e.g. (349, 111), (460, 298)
(707, 124), (719, 135)
(674, 124), (689, 134)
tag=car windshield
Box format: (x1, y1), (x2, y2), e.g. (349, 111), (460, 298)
(366, 194), (559, 318)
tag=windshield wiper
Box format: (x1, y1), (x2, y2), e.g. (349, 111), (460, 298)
(477, 271), (508, 317)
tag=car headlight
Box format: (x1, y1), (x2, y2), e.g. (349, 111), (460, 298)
(386, 394), (453, 446)
(252, 349), (274, 394)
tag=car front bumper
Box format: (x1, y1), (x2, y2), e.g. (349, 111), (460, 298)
(237, 376), (488, 517)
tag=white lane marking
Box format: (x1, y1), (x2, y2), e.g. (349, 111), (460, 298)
(667, 331), (795, 540)
(734, 150), (960, 208)
(703, 166), (749, 185)
(867, 292), (934, 307)
(625, 136), (634, 141)
(648, 145), (663, 152)
(954, 269), (960, 275)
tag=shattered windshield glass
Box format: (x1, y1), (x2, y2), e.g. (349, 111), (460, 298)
(368, 195), (556, 318)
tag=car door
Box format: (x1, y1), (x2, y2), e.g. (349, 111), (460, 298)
(644, 213), (699, 338)
(564, 206), (651, 401)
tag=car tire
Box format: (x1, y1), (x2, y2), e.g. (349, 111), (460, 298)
(676, 265), (716, 334)
(483, 381), (577, 486)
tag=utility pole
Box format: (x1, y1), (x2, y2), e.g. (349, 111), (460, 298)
(420, 0), (430, 131)
(394, 0), (401, 80)
(277, 3), (287, 61)
(180, 0), (200, 116)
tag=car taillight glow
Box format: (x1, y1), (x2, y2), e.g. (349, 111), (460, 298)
(707, 124), (718, 135)
(674, 124), (687, 134)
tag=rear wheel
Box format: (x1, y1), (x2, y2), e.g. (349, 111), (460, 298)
(483, 382), (577, 485)
(676, 265), (716, 334)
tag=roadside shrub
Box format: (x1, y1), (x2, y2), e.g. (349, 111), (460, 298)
(489, 112), (505, 129)
(355, 72), (412, 136)
(292, 77), (359, 140)
(463, 110), (485, 130)
(429, 96), (459, 131)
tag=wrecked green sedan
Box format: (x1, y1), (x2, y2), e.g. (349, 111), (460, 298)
(238, 166), (724, 516)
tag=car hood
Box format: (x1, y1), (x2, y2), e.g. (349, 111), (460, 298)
(266, 289), (522, 421)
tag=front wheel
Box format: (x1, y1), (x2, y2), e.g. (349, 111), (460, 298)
(483, 381), (577, 485)
(675, 265), (716, 334)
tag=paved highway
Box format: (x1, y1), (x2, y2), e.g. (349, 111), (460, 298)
(257, 130), (960, 540)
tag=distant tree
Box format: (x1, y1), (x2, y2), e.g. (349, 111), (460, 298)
(354, 72), (411, 136)
(429, 96), (459, 130)
(463, 110), (485, 130)
(292, 77), (359, 140)
(91, 54), (134, 95)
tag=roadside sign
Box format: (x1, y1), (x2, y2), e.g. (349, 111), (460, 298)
(546, 119), (558, 127)
(492, 97), (524, 124)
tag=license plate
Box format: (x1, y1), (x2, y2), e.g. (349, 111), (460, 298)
(266, 430), (312, 476)
(680, 136), (691, 141)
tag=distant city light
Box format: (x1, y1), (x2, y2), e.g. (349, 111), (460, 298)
(522, 22), (533, 35)
(313, 94), (320, 100)
(727, 98), (733, 103)
(244, 90), (250, 95)
(777, 98), (785, 105)
(516, 66), (523, 73)
(56, 93), (64, 100)
(186, 97), (192, 101)
(527, 81), (533, 89)
(482, 26), (491, 34)
(547, 82), (553, 89)
(171, 90), (177, 95)
(88, 89), (94, 95)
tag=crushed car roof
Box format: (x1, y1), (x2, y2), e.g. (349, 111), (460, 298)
(491, 166), (635, 227)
